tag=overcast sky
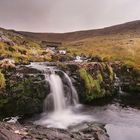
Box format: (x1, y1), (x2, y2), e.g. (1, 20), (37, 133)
(0, 0), (140, 33)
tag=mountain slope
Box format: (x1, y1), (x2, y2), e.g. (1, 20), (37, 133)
(19, 20), (140, 42)
(19, 20), (140, 70)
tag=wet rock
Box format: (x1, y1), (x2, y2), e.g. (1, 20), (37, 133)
(69, 122), (109, 140)
(112, 62), (140, 107)
(0, 122), (109, 140)
(0, 66), (49, 118)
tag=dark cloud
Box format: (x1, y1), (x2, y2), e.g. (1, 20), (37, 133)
(0, 0), (140, 32)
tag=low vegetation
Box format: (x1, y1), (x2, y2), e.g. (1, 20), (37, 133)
(0, 28), (52, 63)
(19, 20), (140, 71)
(79, 68), (105, 101)
(61, 35), (140, 71)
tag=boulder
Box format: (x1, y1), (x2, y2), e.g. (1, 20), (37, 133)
(0, 66), (49, 118)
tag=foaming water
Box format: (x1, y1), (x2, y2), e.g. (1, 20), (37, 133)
(35, 72), (93, 129)
(62, 71), (79, 105)
(35, 105), (93, 129)
(45, 74), (66, 111)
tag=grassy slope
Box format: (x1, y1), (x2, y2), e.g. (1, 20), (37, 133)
(19, 20), (140, 70)
(0, 28), (51, 63)
(63, 34), (140, 70)
(19, 20), (140, 42)
(1, 20), (140, 70)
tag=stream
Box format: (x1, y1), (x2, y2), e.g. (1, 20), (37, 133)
(29, 62), (140, 140)
(82, 104), (140, 140)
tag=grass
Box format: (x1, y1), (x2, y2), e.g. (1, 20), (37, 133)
(1, 22), (140, 71)
(0, 29), (52, 63)
(61, 35), (140, 71)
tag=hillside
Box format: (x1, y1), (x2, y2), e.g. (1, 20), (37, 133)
(19, 20), (140, 42)
(0, 28), (52, 63)
(1, 20), (140, 70)
(18, 20), (140, 70)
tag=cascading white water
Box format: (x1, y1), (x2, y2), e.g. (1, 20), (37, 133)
(43, 70), (79, 112)
(46, 73), (66, 112)
(114, 73), (124, 94)
(62, 72), (79, 105)
(29, 62), (92, 129)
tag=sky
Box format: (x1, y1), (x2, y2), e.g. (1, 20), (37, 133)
(0, 0), (140, 33)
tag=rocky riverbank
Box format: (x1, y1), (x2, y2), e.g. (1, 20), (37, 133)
(0, 64), (50, 118)
(0, 121), (109, 140)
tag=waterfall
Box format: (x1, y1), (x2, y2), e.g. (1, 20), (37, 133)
(44, 73), (66, 112)
(62, 72), (79, 105)
(114, 73), (124, 94)
(29, 62), (79, 112)
(29, 62), (92, 129)
(43, 70), (79, 112)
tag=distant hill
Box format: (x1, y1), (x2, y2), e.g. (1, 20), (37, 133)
(18, 20), (140, 42)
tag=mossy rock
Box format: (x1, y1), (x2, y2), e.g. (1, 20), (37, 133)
(0, 67), (49, 118)
(79, 68), (106, 101)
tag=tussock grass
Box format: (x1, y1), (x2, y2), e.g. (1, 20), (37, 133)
(62, 35), (140, 70)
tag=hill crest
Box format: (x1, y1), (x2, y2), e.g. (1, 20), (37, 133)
(18, 20), (140, 42)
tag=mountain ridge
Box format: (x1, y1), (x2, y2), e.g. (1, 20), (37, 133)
(17, 20), (140, 42)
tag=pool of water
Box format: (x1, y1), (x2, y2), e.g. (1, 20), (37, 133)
(83, 103), (140, 140)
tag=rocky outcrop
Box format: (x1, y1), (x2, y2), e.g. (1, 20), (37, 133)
(0, 122), (109, 140)
(58, 62), (116, 104)
(112, 62), (140, 107)
(0, 66), (49, 118)
(0, 32), (15, 46)
(1, 61), (140, 118)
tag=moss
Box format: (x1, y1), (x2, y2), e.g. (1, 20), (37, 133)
(0, 98), (8, 108)
(79, 68), (105, 101)
(106, 64), (114, 81)
(0, 73), (49, 118)
(97, 72), (103, 83)
(0, 70), (5, 89)
(79, 68), (95, 93)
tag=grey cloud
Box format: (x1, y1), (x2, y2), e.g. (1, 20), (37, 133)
(0, 0), (140, 32)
